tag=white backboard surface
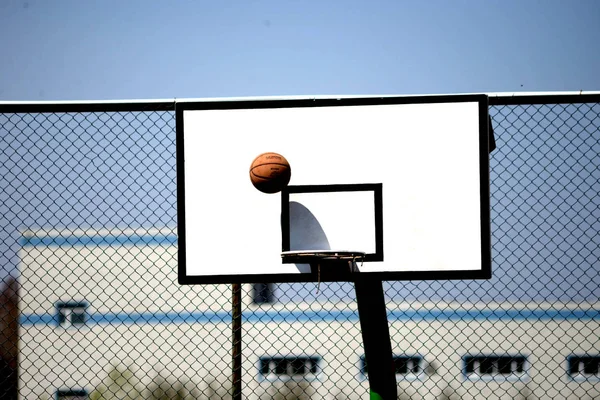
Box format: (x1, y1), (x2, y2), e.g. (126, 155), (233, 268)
(177, 95), (491, 284)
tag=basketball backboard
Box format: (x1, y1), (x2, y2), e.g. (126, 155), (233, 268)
(177, 94), (491, 284)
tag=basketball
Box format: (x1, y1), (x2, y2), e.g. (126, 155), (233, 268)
(249, 152), (292, 194)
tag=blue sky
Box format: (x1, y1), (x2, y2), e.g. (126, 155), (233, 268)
(1, 0), (599, 101)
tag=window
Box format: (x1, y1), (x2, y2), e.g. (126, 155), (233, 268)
(253, 283), (274, 304)
(259, 356), (320, 381)
(361, 355), (424, 380)
(568, 355), (600, 381)
(56, 301), (87, 328)
(56, 389), (87, 399)
(464, 355), (527, 381)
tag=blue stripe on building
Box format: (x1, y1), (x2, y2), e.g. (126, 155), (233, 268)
(19, 308), (600, 326)
(20, 233), (178, 247)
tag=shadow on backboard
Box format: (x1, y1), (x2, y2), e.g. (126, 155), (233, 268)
(289, 201), (330, 273)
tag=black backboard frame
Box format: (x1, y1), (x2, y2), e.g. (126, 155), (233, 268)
(177, 94), (492, 284)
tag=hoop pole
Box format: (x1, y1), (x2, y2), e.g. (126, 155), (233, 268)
(232, 283), (242, 400)
(355, 278), (397, 400)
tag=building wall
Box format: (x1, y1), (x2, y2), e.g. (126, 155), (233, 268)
(18, 229), (600, 399)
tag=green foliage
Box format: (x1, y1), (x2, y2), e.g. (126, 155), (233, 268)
(89, 365), (142, 400)
(144, 373), (201, 400)
(89, 365), (201, 400)
(262, 380), (314, 400)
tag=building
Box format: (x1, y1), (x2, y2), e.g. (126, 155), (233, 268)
(18, 228), (600, 399)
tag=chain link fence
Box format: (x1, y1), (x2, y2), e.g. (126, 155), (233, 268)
(0, 95), (598, 399)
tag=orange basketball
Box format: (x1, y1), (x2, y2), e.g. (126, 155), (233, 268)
(249, 152), (291, 194)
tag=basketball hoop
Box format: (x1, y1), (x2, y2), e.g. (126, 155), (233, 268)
(281, 250), (365, 292)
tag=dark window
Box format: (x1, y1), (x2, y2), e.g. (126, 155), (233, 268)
(362, 356), (423, 378)
(259, 356), (320, 379)
(568, 356), (600, 379)
(464, 355), (527, 379)
(260, 360), (270, 375)
(253, 283), (274, 304)
(56, 301), (87, 328)
(290, 358), (306, 375)
(56, 389), (87, 399)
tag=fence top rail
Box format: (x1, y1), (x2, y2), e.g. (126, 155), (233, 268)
(0, 99), (176, 113)
(0, 91), (599, 112)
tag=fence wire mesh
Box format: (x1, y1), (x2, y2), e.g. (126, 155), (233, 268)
(0, 96), (598, 399)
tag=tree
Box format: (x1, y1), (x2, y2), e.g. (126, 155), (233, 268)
(89, 365), (142, 400)
(144, 372), (201, 400)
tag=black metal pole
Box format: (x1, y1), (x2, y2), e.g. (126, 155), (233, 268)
(355, 278), (397, 400)
(232, 283), (242, 400)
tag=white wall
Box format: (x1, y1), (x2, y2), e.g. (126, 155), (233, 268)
(18, 228), (600, 399)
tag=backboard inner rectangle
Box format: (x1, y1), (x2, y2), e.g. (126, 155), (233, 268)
(282, 184), (383, 260)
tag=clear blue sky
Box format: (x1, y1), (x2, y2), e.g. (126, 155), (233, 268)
(1, 0), (599, 101)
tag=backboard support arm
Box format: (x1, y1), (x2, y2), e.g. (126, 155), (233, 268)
(355, 278), (397, 400)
